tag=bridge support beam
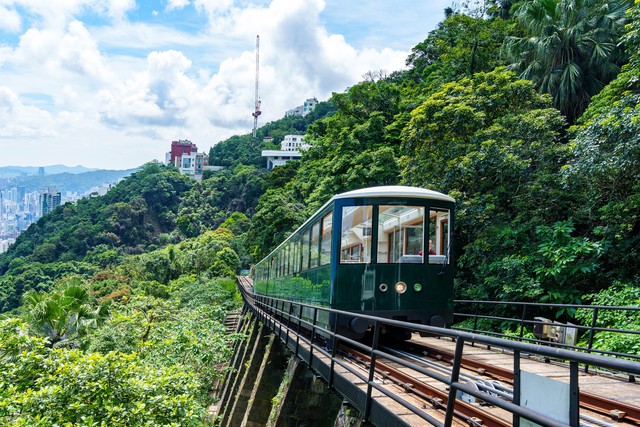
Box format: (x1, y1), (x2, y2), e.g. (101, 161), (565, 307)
(215, 302), (362, 426)
(217, 311), (257, 425)
(239, 327), (289, 426)
(270, 356), (342, 426)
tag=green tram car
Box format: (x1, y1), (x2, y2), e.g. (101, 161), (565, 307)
(252, 186), (455, 339)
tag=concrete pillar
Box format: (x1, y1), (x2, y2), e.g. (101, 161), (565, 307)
(217, 312), (257, 424)
(271, 357), (342, 427)
(241, 333), (289, 426)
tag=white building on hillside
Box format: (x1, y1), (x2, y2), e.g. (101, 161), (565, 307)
(261, 134), (310, 171)
(285, 98), (318, 117)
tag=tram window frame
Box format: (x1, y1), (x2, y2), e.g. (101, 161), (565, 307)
(292, 238), (299, 274)
(270, 256), (275, 276)
(310, 221), (321, 269)
(377, 205), (425, 264)
(428, 208), (450, 264)
(339, 205), (373, 264)
(272, 253), (276, 278)
(285, 242), (290, 276)
(320, 211), (332, 266)
(301, 228), (310, 271)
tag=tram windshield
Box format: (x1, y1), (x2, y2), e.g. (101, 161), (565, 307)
(340, 205), (372, 263)
(377, 206), (450, 264)
(377, 205), (425, 263)
(339, 204), (450, 265)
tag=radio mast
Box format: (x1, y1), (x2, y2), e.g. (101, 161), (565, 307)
(251, 35), (261, 138)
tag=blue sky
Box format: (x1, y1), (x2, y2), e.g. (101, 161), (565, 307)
(0, 0), (450, 169)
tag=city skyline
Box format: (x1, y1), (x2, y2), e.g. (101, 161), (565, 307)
(0, 0), (451, 170)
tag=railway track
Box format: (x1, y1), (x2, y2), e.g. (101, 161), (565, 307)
(238, 276), (640, 426)
(341, 343), (640, 427)
(402, 340), (640, 425)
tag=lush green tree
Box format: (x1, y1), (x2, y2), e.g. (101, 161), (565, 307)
(560, 2), (640, 284)
(219, 212), (252, 235)
(503, 0), (631, 122)
(406, 12), (513, 88)
(0, 345), (206, 426)
(20, 278), (109, 348)
(401, 69), (572, 301)
(248, 189), (307, 258)
(210, 247), (241, 277)
(574, 282), (640, 355)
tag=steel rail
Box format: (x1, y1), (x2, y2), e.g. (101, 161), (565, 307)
(409, 341), (640, 424)
(345, 346), (512, 427)
(236, 276), (640, 427)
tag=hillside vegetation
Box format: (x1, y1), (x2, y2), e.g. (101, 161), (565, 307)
(1, 1), (639, 425)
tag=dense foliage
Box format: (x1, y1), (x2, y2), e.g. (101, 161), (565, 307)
(1, 2), (640, 423)
(1, 229), (243, 426)
(244, 1), (640, 337)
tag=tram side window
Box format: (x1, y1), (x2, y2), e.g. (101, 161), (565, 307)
(273, 254), (279, 278)
(340, 205), (372, 264)
(428, 209), (450, 264)
(320, 212), (332, 266)
(285, 243), (290, 275)
(302, 228), (310, 271)
(310, 222), (321, 268)
(292, 238), (299, 274)
(377, 205), (425, 263)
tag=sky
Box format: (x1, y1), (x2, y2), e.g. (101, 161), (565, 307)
(0, 0), (450, 170)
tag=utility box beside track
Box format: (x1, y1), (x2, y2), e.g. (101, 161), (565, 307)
(533, 317), (578, 346)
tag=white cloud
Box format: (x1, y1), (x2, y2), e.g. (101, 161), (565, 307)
(7, 20), (109, 83)
(0, 0), (443, 168)
(0, 87), (57, 138)
(166, 0), (191, 11)
(98, 50), (196, 128)
(0, 5), (22, 32)
(59, 21), (111, 80)
(106, 0), (136, 21)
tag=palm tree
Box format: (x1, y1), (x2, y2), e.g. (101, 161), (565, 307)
(503, 0), (631, 123)
(21, 278), (109, 348)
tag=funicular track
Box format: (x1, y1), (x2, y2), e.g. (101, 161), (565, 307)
(237, 276), (640, 427)
(395, 341), (640, 424)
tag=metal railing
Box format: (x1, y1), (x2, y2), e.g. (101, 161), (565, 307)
(454, 300), (640, 365)
(237, 281), (640, 427)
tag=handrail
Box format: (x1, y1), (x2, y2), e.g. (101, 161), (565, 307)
(236, 279), (640, 427)
(453, 299), (640, 364)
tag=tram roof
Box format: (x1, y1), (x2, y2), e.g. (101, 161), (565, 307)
(333, 186), (455, 203)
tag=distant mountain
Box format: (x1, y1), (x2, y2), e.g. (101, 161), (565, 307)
(0, 168), (138, 193)
(0, 165), (99, 176)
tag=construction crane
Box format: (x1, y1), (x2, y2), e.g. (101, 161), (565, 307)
(251, 35), (261, 138)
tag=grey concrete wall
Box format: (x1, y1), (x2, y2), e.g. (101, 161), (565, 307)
(214, 307), (346, 427)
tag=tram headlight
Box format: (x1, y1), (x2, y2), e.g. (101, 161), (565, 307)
(395, 281), (407, 294)
(379, 283), (388, 292)
(414, 283), (422, 292)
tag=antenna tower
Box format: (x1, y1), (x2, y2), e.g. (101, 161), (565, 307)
(252, 35), (261, 138)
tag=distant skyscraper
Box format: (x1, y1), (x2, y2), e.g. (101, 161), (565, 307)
(16, 187), (25, 210)
(38, 167), (45, 176)
(39, 188), (61, 217)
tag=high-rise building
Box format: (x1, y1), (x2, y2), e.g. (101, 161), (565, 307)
(39, 187), (61, 217)
(16, 186), (25, 210)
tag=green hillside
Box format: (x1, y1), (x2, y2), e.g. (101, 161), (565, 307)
(1, 2), (639, 424)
